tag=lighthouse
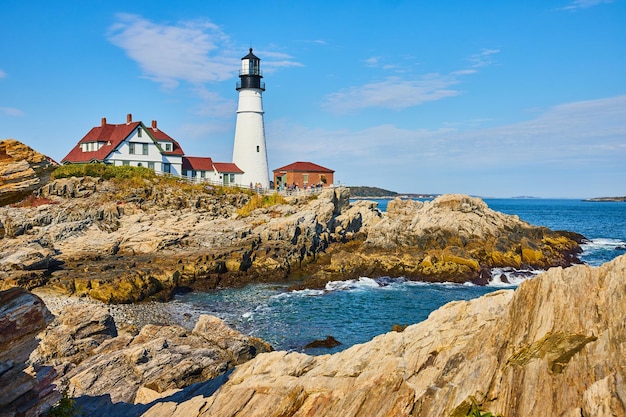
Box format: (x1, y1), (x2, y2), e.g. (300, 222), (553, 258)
(232, 48), (270, 189)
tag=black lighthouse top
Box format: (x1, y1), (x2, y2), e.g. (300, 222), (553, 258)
(237, 48), (265, 91)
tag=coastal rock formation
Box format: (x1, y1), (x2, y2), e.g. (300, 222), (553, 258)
(140, 253), (626, 417)
(29, 303), (272, 407)
(0, 140), (582, 301)
(0, 288), (58, 417)
(0, 140), (57, 207)
(304, 194), (583, 285)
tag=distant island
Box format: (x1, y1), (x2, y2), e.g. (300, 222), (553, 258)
(583, 196), (626, 202)
(347, 186), (438, 199)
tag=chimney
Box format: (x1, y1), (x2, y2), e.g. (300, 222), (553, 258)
(151, 120), (157, 130)
(101, 117), (107, 126)
(126, 113), (132, 124)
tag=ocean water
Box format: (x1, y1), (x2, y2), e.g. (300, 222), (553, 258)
(171, 198), (626, 355)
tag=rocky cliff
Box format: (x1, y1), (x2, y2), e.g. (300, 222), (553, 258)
(0, 140), (57, 206)
(0, 145), (583, 302)
(0, 288), (59, 417)
(138, 253), (626, 417)
(29, 303), (272, 410)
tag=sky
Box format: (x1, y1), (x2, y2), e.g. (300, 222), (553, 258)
(1, 0), (625, 198)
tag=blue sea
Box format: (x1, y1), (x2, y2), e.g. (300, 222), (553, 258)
(170, 198), (626, 355)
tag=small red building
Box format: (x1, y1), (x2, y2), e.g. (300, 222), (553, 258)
(273, 161), (334, 190)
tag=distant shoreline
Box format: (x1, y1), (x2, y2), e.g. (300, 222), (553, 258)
(583, 197), (626, 202)
(350, 194), (439, 200)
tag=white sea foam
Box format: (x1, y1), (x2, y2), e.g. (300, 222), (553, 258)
(488, 268), (542, 287)
(582, 237), (625, 250)
(325, 277), (381, 292)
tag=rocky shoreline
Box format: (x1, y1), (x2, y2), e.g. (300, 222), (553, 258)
(3, 254), (625, 417)
(0, 157), (585, 304)
(1, 139), (607, 417)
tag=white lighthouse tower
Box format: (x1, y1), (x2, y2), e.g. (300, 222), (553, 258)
(232, 48), (269, 189)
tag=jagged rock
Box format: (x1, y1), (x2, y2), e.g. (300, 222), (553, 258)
(0, 288), (59, 417)
(305, 194), (583, 285)
(140, 253), (626, 417)
(0, 140), (57, 207)
(1, 163), (581, 301)
(30, 304), (273, 408)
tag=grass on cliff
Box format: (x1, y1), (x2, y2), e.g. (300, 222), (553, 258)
(52, 164), (156, 181)
(237, 193), (287, 217)
(51, 164), (253, 198)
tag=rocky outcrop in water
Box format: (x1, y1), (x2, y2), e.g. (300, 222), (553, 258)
(0, 288), (58, 417)
(139, 253), (626, 417)
(300, 194), (584, 286)
(0, 140), (57, 207)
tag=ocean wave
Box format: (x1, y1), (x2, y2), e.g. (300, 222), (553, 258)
(581, 238), (626, 266)
(582, 237), (626, 250)
(488, 268), (542, 287)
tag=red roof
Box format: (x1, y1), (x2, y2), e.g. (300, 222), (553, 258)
(182, 156), (214, 171)
(273, 161), (334, 173)
(61, 119), (186, 164)
(150, 127), (185, 156)
(62, 122), (140, 163)
(212, 162), (243, 173)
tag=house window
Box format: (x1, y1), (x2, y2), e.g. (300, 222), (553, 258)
(256, 145), (260, 153)
(303, 174), (309, 184)
(148, 162), (155, 170)
(192, 170), (197, 177)
(122, 160), (130, 166)
(163, 163), (171, 174)
(129, 143), (135, 155)
(165, 143), (172, 152)
(182, 169), (187, 176)
(229, 173), (235, 183)
(142, 144), (149, 155)
(137, 163), (143, 167)
(200, 171), (205, 178)
(138, 128), (142, 137)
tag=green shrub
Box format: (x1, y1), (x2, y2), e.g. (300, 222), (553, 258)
(52, 164), (156, 181)
(46, 391), (81, 417)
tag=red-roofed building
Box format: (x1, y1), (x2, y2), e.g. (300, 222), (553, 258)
(273, 161), (334, 190)
(62, 115), (243, 185)
(181, 157), (242, 185)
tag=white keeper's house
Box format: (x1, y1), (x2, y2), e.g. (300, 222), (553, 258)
(61, 114), (244, 186)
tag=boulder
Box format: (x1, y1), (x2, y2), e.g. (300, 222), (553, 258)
(0, 288), (59, 417)
(0, 140), (57, 206)
(30, 304), (273, 407)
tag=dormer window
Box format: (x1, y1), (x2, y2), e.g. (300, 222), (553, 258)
(165, 143), (172, 152)
(138, 128), (142, 137)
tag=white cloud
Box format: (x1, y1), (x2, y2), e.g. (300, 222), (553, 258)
(190, 86), (236, 118)
(364, 56), (381, 67)
(107, 14), (238, 88)
(107, 15), (302, 88)
(270, 94), (626, 189)
(322, 74), (462, 113)
(559, 0), (613, 10)
(322, 49), (499, 113)
(0, 69), (6, 78)
(0, 107), (24, 117)
(469, 49), (500, 68)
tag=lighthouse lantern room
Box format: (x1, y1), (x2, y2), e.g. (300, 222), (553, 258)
(232, 48), (270, 188)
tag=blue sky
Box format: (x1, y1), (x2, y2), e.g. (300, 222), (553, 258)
(1, 0), (625, 198)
